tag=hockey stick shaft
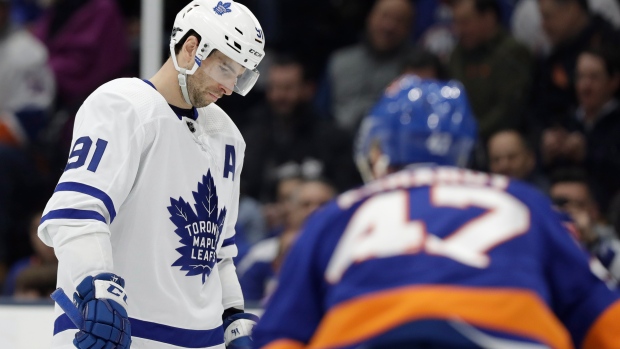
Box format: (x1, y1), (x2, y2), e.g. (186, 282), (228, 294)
(51, 288), (84, 328)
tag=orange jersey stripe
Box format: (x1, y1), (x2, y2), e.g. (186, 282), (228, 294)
(307, 286), (572, 349)
(582, 299), (620, 349)
(261, 339), (306, 349)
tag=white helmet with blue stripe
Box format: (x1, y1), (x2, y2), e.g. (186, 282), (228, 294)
(170, 0), (266, 102)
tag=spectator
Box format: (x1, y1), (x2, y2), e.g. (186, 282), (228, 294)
(262, 175), (304, 237)
(416, 0), (514, 61)
(0, 0), (53, 286)
(242, 55), (359, 201)
(3, 211), (56, 296)
(415, 0), (457, 61)
(550, 168), (620, 281)
(237, 179), (336, 303)
(542, 48), (620, 211)
(533, 0), (620, 127)
(32, 0), (130, 110)
(487, 129), (549, 192)
(319, 0), (414, 133)
(511, 0), (620, 57)
(449, 0), (532, 141)
(0, 0), (54, 147)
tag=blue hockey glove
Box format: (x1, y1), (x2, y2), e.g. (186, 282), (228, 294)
(223, 312), (259, 349)
(72, 273), (131, 349)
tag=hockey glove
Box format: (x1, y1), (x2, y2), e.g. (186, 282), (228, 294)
(72, 273), (131, 349)
(223, 312), (259, 349)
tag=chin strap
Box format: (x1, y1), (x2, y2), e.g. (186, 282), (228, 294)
(177, 68), (192, 105)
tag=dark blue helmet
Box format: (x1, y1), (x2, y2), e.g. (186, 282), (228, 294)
(355, 75), (477, 181)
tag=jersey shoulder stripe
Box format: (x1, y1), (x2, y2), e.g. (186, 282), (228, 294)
(54, 182), (116, 223)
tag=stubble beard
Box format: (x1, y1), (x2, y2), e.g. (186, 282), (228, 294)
(187, 75), (213, 108)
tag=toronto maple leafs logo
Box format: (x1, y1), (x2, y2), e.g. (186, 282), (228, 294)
(213, 1), (232, 15)
(168, 170), (227, 284)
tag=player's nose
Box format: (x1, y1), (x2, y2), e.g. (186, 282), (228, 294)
(219, 84), (233, 96)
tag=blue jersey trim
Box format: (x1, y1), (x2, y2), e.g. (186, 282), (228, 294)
(169, 104), (198, 121)
(54, 182), (116, 223)
(142, 79), (157, 90)
(40, 209), (106, 224)
(222, 236), (235, 248)
(54, 314), (225, 348)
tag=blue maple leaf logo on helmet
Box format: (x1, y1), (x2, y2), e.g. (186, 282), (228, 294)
(214, 1), (232, 15)
(168, 170), (227, 284)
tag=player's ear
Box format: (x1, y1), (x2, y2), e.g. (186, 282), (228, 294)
(180, 35), (199, 68)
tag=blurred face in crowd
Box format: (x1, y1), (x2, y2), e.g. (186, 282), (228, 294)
(263, 176), (304, 231)
(267, 63), (306, 116)
(488, 130), (535, 180)
(367, 0), (413, 53)
(452, 0), (497, 50)
(550, 181), (600, 232)
(576, 52), (620, 114)
(539, 0), (587, 46)
(288, 181), (336, 230)
(277, 177), (303, 205)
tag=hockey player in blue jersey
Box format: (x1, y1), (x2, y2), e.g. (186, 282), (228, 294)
(38, 1), (264, 348)
(252, 75), (620, 349)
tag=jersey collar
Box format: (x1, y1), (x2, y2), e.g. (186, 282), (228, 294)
(142, 79), (199, 121)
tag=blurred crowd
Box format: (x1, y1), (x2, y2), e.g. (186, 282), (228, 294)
(1, 0), (620, 303)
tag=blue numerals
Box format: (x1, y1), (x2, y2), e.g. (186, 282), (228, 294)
(65, 137), (109, 173)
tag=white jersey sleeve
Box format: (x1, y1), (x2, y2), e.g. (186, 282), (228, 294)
(38, 80), (145, 275)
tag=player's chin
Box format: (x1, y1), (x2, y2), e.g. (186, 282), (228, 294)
(191, 97), (213, 108)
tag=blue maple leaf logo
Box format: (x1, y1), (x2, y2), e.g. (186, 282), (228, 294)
(168, 170), (227, 284)
(214, 1), (232, 15)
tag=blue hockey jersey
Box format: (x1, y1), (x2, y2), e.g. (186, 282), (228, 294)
(253, 166), (620, 349)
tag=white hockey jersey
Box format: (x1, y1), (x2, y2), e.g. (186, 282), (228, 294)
(38, 78), (246, 349)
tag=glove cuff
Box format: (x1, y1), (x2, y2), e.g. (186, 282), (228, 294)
(74, 273), (128, 312)
(93, 279), (129, 312)
(223, 313), (258, 346)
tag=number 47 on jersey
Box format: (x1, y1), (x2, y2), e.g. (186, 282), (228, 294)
(326, 186), (531, 283)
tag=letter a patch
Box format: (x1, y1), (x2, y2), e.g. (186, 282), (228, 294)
(223, 145), (236, 181)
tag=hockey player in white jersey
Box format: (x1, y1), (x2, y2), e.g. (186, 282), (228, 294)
(38, 1), (265, 348)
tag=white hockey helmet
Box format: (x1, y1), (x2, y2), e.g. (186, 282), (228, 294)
(170, 0), (266, 101)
